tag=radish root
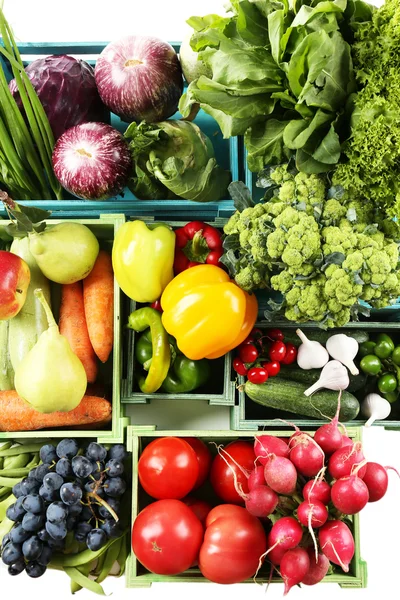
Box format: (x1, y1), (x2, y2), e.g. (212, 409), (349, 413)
(210, 443), (249, 500)
(307, 505), (319, 563)
(385, 465), (400, 479)
(254, 540), (282, 581)
(321, 540), (349, 572)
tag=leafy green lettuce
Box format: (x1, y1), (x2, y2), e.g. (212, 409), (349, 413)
(180, 0), (373, 174)
(124, 120), (231, 203)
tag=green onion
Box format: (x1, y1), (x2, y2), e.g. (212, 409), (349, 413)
(0, 6), (63, 200)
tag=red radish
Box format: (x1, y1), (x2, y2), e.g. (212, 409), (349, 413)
(331, 474), (369, 514)
(267, 517), (303, 554)
(314, 392), (343, 455)
(243, 485), (279, 518)
(340, 434), (353, 448)
(248, 465), (266, 491)
(328, 442), (366, 480)
(303, 479), (331, 505)
(319, 520), (355, 572)
(362, 462), (389, 502)
(264, 455), (298, 495)
(289, 434), (325, 477)
(267, 543), (287, 565)
(297, 500), (328, 528)
(281, 547), (310, 596)
(254, 435), (289, 464)
(301, 547), (330, 585)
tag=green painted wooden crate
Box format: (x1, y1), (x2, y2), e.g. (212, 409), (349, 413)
(231, 322), (400, 431)
(125, 426), (367, 589)
(0, 214), (129, 443)
(121, 218), (235, 406)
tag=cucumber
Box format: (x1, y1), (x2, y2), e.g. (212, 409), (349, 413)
(245, 378), (360, 421)
(9, 237), (51, 372)
(281, 329), (369, 347)
(278, 365), (367, 394)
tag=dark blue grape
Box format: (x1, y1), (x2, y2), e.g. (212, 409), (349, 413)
(84, 481), (105, 498)
(47, 538), (65, 551)
(68, 504), (83, 518)
(86, 528), (107, 551)
(20, 477), (40, 496)
(60, 482), (82, 505)
(91, 461), (105, 481)
(27, 468), (37, 480)
(56, 458), (72, 478)
(43, 472), (64, 491)
(22, 536), (42, 561)
(56, 439), (79, 459)
(103, 477), (126, 498)
(108, 444), (127, 462)
(72, 456), (93, 478)
(8, 557), (26, 576)
(75, 522), (92, 543)
(45, 521), (67, 541)
(10, 524), (30, 544)
(26, 561), (47, 578)
(1, 532), (11, 549)
(37, 528), (51, 542)
(100, 519), (123, 539)
(22, 512), (45, 533)
(39, 485), (58, 502)
(7, 498), (26, 523)
(37, 545), (53, 566)
(40, 444), (57, 464)
(2, 542), (22, 565)
(46, 501), (68, 523)
(22, 495), (44, 515)
(12, 482), (23, 498)
(98, 498), (120, 519)
(86, 442), (107, 462)
(79, 506), (94, 521)
(66, 516), (77, 531)
(105, 459), (124, 478)
(35, 463), (52, 482)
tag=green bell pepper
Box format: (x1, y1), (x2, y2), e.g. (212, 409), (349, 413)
(374, 333), (395, 359)
(135, 329), (211, 394)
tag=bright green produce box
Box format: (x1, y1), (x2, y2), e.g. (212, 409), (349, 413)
(125, 426), (367, 589)
(0, 214), (129, 444)
(231, 322), (400, 431)
(120, 217), (234, 406)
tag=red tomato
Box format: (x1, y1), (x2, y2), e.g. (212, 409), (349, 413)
(247, 367), (268, 384)
(262, 361), (281, 377)
(132, 499), (203, 575)
(233, 357), (248, 376)
(138, 437), (199, 499)
(181, 437), (212, 489)
(199, 504), (267, 584)
(266, 328), (284, 341)
(269, 340), (287, 362)
(210, 441), (256, 504)
(182, 496), (212, 526)
(239, 343), (259, 364)
(280, 343), (297, 365)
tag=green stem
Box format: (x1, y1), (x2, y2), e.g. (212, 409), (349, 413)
(34, 288), (57, 329)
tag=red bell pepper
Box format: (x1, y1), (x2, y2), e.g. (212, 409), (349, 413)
(174, 221), (224, 274)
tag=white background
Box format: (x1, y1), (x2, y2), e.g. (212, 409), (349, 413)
(1, 0), (398, 599)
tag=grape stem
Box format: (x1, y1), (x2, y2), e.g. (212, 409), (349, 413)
(86, 492), (119, 522)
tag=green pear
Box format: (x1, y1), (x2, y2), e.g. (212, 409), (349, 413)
(29, 223), (99, 284)
(15, 289), (87, 414)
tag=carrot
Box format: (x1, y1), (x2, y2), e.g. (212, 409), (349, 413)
(0, 392), (112, 432)
(59, 282), (98, 383)
(83, 250), (114, 363)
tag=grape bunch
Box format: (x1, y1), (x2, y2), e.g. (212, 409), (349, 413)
(1, 439), (128, 579)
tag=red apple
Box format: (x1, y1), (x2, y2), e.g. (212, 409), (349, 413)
(0, 250), (31, 319)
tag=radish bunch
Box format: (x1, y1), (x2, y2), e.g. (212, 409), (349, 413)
(219, 394), (398, 595)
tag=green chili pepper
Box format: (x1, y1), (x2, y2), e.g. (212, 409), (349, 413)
(360, 354), (382, 375)
(374, 334), (395, 359)
(127, 307), (171, 394)
(136, 330), (211, 394)
(359, 341), (377, 358)
(378, 373), (398, 394)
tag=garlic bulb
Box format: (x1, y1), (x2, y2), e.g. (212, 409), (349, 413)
(326, 334), (359, 375)
(304, 360), (350, 396)
(362, 393), (391, 427)
(296, 329), (329, 370)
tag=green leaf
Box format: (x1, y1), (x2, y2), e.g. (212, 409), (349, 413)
(228, 181), (255, 211)
(222, 233), (241, 251)
(311, 122), (341, 164)
(283, 109), (333, 150)
(321, 252), (346, 270)
(245, 119), (292, 172)
(17, 203), (51, 224)
(219, 248), (239, 276)
(237, 0), (269, 46)
(8, 209), (33, 232)
(295, 148), (332, 173)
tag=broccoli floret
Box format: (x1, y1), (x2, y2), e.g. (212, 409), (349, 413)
(342, 251), (364, 272)
(321, 199), (347, 226)
(324, 268), (363, 307)
(234, 265), (268, 292)
(269, 165), (293, 186)
(271, 271), (294, 294)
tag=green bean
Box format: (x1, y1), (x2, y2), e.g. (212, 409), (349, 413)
(0, 486), (10, 499)
(0, 458), (3, 470)
(3, 453), (32, 470)
(0, 443), (44, 457)
(64, 567), (106, 596)
(96, 538), (121, 584)
(51, 542), (113, 568)
(0, 442), (12, 452)
(0, 475), (23, 487)
(116, 534), (128, 576)
(93, 551), (107, 577)
(0, 467), (31, 478)
(70, 562), (93, 594)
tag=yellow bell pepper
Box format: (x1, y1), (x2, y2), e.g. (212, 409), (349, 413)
(112, 220), (175, 303)
(161, 265), (258, 360)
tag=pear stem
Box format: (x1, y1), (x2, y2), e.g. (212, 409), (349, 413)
(34, 288), (57, 329)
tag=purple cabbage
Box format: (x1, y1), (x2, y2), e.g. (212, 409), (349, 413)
(9, 55), (110, 140)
